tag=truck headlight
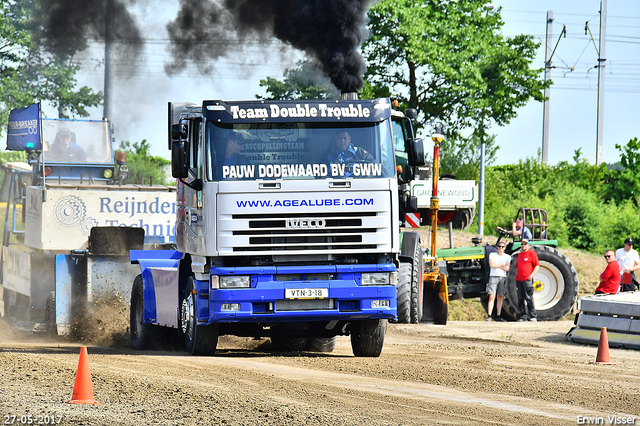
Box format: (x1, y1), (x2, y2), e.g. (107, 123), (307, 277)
(361, 272), (395, 285)
(219, 275), (251, 289)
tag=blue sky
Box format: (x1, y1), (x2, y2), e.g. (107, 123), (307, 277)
(491, 0), (640, 166)
(68, 1), (640, 167)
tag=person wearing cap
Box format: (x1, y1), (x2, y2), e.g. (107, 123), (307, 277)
(616, 238), (640, 292)
(48, 128), (87, 162)
(486, 240), (511, 322)
(595, 250), (621, 295)
(497, 217), (532, 242)
(515, 239), (539, 322)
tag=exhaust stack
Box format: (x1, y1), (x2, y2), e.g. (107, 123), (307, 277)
(341, 92), (359, 101)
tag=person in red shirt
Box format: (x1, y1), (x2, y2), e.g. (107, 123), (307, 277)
(595, 249), (621, 295)
(515, 239), (539, 322)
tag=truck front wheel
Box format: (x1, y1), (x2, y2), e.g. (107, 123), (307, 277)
(350, 319), (387, 357)
(181, 277), (218, 355)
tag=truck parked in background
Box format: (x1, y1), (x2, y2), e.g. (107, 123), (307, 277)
(129, 96), (426, 356)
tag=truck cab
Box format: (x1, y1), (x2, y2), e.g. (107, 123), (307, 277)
(130, 97), (426, 356)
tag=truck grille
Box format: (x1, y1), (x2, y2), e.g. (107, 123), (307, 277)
(216, 190), (393, 255)
(232, 212), (377, 252)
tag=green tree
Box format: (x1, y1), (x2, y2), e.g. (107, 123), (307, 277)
(363, 0), (548, 138)
(440, 131), (498, 180)
(605, 137), (640, 204)
(258, 61), (341, 100)
(116, 140), (172, 186)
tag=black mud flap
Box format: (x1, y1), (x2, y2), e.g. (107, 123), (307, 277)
(88, 227), (145, 256)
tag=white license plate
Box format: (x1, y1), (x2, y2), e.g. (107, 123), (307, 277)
(285, 288), (328, 299)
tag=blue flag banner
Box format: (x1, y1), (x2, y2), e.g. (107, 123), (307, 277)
(6, 103), (41, 151)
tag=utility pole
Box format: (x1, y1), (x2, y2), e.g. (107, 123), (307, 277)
(541, 11), (553, 164)
(596, 0), (607, 165)
(103, 0), (114, 121)
(478, 121), (485, 236)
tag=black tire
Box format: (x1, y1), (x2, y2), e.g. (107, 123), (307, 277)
(350, 319), (387, 357)
(270, 336), (309, 352)
(130, 274), (168, 350)
(450, 208), (475, 230)
(306, 337), (336, 353)
(181, 277), (218, 355)
(401, 232), (423, 324)
(502, 246), (579, 321)
(395, 262), (412, 323)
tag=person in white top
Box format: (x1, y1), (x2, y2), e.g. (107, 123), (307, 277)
(616, 237), (640, 292)
(486, 241), (512, 321)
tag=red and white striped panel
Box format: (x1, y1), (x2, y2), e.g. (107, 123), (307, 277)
(405, 212), (420, 228)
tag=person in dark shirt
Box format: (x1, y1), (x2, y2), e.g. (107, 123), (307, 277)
(325, 131), (374, 165)
(48, 128), (87, 162)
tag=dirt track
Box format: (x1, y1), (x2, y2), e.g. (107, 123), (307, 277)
(1, 319), (639, 425)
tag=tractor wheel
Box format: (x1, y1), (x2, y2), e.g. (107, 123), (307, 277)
(350, 319), (387, 357)
(181, 277), (218, 355)
(401, 232), (423, 323)
(502, 246), (578, 321)
(395, 262), (412, 323)
(130, 274), (169, 350)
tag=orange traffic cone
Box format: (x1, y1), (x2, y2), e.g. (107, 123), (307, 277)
(591, 327), (616, 365)
(68, 347), (99, 404)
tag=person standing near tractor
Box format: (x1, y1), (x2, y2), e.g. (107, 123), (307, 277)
(515, 239), (539, 322)
(616, 238), (640, 292)
(486, 241), (511, 322)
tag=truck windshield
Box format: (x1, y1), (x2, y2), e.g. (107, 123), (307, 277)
(206, 120), (395, 181)
(41, 119), (113, 164)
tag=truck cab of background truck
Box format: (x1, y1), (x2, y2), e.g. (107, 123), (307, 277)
(131, 97), (426, 356)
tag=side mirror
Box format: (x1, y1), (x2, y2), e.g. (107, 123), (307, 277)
(408, 137), (426, 167)
(171, 141), (189, 178)
(405, 108), (418, 120)
(171, 123), (188, 140)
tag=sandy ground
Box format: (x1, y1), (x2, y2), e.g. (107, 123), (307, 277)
(0, 319), (638, 426)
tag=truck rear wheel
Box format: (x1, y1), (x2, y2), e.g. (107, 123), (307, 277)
(130, 274), (168, 350)
(400, 231), (423, 323)
(270, 336), (308, 352)
(502, 246), (578, 321)
(350, 319), (386, 357)
(181, 277), (218, 355)
(307, 337), (336, 353)
(395, 262), (412, 323)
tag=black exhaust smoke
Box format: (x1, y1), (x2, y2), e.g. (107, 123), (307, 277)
(33, 0), (142, 63)
(167, 0), (374, 92)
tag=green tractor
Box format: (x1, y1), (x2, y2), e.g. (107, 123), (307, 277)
(437, 208), (579, 321)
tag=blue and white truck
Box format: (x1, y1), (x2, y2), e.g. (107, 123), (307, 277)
(129, 96), (426, 356)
